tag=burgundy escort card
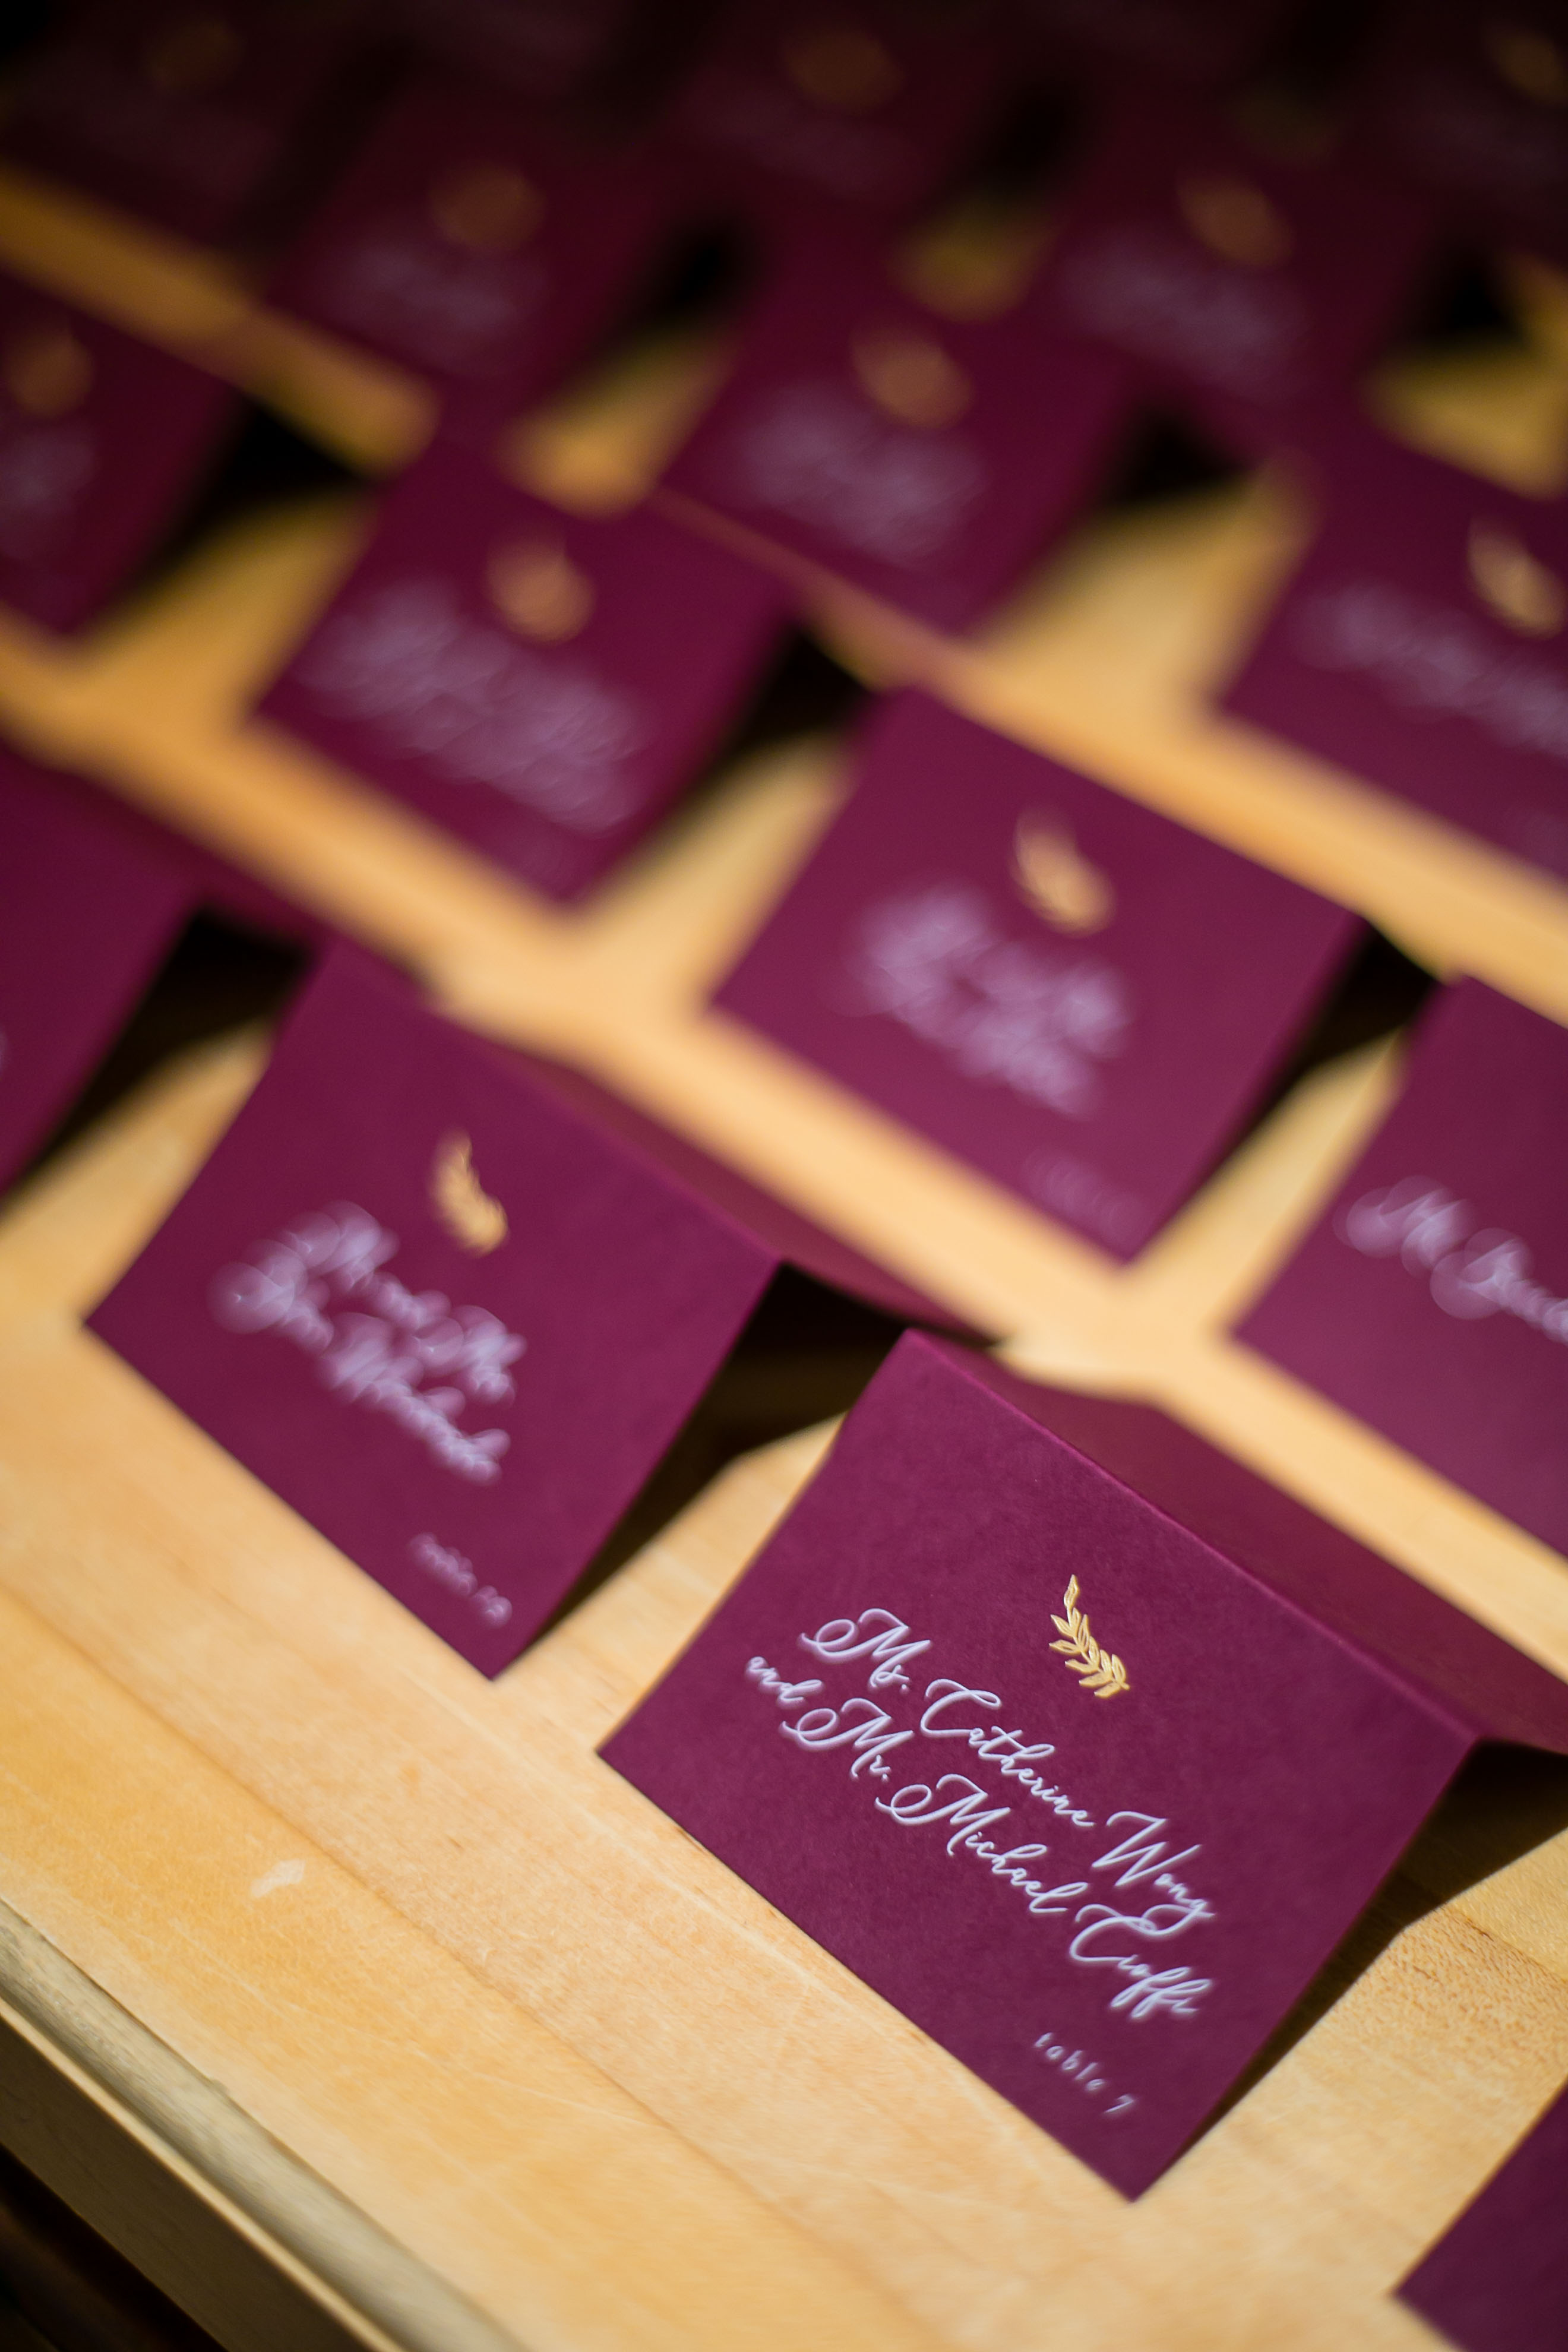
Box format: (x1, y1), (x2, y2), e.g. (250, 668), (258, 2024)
(662, 230), (1135, 632)
(0, 748), (195, 1188)
(258, 440), (792, 900)
(88, 946), (956, 1674)
(715, 692), (1360, 1256)
(1238, 980), (1568, 1563)
(2, 0), (368, 248)
(602, 1328), (1568, 2195)
(1349, 0), (1568, 270)
(1023, 89), (1437, 423)
(266, 77), (688, 431)
(670, 0), (1004, 233)
(1221, 419), (1568, 883)
(0, 271), (236, 634)
(0, 744), (324, 1190)
(1399, 2081), (1568, 2352)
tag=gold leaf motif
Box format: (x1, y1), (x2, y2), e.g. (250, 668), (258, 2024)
(1049, 1575), (1129, 1700)
(1485, 21), (1568, 103)
(852, 325), (973, 428)
(5, 324), (93, 418)
(144, 14), (242, 94)
(430, 1133), (508, 1254)
(431, 163), (543, 252)
(1468, 521), (1565, 638)
(488, 538), (596, 642)
(1177, 173), (1294, 268)
(1011, 813), (1115, 935)
(783, 25), (903, 112)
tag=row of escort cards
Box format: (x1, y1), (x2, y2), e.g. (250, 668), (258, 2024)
(0, 5), (1564, 891)
(6, 700), (1568, 2253)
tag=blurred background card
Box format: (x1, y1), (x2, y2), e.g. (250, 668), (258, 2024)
(1238, 979), (1568, 1562)
(265, 76), (692, 432)
(1221, 415), (1568, 883)
(1022, 87), (1439, 421)
(1399, 2078), (1568, 2352)
(0, 272), (236, 634)
(662, 229), (1136, 630)
(716, 691), (1360, 1255)
(257, 439), (792, 899)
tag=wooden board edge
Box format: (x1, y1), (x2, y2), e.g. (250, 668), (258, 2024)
(0, 1896), (522, 2352)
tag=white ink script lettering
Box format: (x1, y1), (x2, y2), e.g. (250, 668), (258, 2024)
(720, 381), (988, 568)
(1292, 579), (1568, 764)
(844, 882), (1133, 1117)
(298, 578), (650, 833)
(740, 1605), (1218, 2055)
(211, 1202), (524, 1482)
(1341, 1175), (1568, 1346)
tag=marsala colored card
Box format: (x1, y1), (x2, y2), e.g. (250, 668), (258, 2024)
(1238, 980), (1568, 1562)
(715, 693), (1360, 1256)
(0, 750), (195, 1188)
(1221, 420), (1568, 883)
(602, 1330), (1568, 2195)
(0, 273), (235, 634)
(1022, 89), (1436, 419)
(1007, 0), (1298, 89)
(662, 233), (1135, 631)
(670, 0), (1004, 230)
(258, 441), (791, 900)
(1399, 2081), (1568, 2352)
(267, 77), (688, 429)
(1349, 0), (1568, 268)
(89, 949), (955, 1674)
(1, 0), (367, 247)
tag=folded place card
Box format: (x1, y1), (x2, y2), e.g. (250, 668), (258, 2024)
(1349, 0), (1568, 268)
(2, 0), (367, 247)
(1221, 419), (1568, 884)
(1023, 90), (1437, 420)
(89, 947), (956, 1674)
(267, 78), (687, 429)
(0, 271), (236, 634)
(1399, 2079), (1568, 2352)
(0, 749), (197, 1188)
(1238, 979), (1568, 1562)
(662, 231), (1135, 631)
(715, 691), (1360, 1256)
(602, 1328), (1568, 2195)
(258, 440), (792, 900)
(670, 0), (1004, 232)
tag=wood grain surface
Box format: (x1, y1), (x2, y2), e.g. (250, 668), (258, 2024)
(2, 159), (1567, 2351)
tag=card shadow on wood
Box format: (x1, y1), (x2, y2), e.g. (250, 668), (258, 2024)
(1199, 1740), (1568, 2145)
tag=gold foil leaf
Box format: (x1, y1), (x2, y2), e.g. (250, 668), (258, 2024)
(488, 538), (596, 641)
(431, 165), (543, 252)
(430, 1133), (508, 1254)
(782, 24), (902, 112)
(1012, 814), (1115, 935)
(852, 325), (973, 426)
(5, 324), (93, 416)
(1469, 521), (1565, 637)
(1485, 21), (1568, 103)
(144, 14), (242, 93)
(1177, 173), (1294, 268)
(1049, 1576), (1130, 1699)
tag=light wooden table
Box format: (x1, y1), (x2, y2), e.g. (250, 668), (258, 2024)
(3, 166), (1568, 2351)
